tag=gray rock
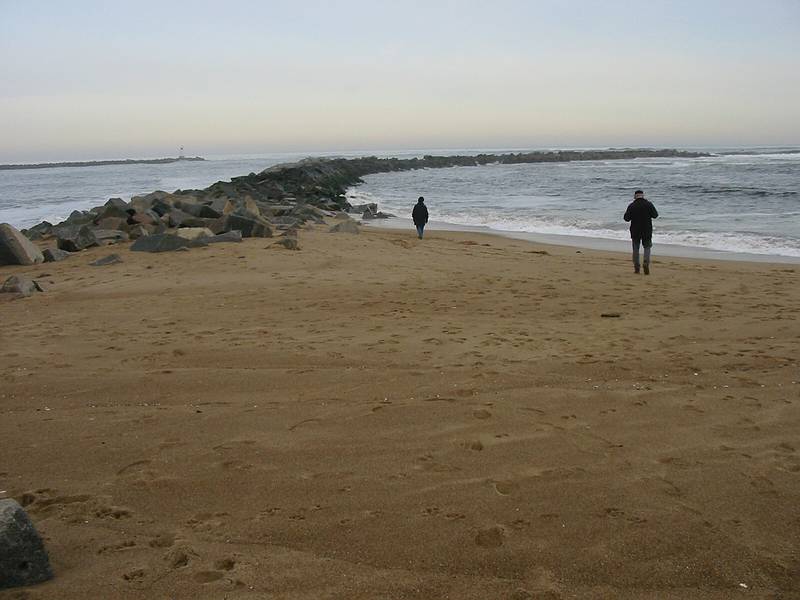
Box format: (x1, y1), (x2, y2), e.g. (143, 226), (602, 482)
(92, 229), (129, 245)
(175, 227), (213, 241)
(94, 203), (129, 221)
(167, 209), (196, 228)
(1, 276), (43, 297)
(348, 202), (378, 214)
(205, 230), (243, 244)
(362, 210), (393, 219)
(130, 190), (170, 213)
(55, 224), (98, 252)
(129, 211), (157, 226)
(95, 217), (128, 231)
(43, 248), (72, 262)
(64, 210), (94, 225)
(130, 233), (205, 253)
(22, 222), (53, 241)
(201, 216), (226, 234)
(223, 212), (273, 238)
(105, 197), (129, 211)
(208, 197), (229, 214)
(178, 203), (222, 219)
(90, 253), (123, 266)
(0, 499), (53, 590)
(329, 220), (360, 234)
(258, 204), (294, 217)
(0, 224), (45, 266)
(127, 224), (152, 240)
(150, 199), (175, 217)
(176, 216), (209, 228)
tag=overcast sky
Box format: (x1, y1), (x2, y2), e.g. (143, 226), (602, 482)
(1, 0), (799, 161)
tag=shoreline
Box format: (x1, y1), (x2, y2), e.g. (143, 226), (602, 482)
(363, 218), (800, 265)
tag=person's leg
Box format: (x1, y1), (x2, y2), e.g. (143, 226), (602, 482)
(632, 238), (641, 273)
(416, 224), (424, 239)
(643, 238), (652, 274)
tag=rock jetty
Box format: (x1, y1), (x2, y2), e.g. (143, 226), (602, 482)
(0, 149), (708, 264)
(0, 157), (205, 171)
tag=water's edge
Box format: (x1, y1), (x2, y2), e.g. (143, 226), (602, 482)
(362, 217), (800, 265)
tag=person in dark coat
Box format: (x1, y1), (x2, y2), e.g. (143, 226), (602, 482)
(624, 190), (659, 274)
(412, 196), (429, 239)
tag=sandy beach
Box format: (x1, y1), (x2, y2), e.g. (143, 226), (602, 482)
(1, 224), (798, 599)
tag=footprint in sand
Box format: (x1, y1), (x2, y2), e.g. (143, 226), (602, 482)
(492, 480), (519, 496)
(149, 532), (175, 548)
(462, 440), (484, 451)
(122, 568), (147, 582)
(475, 525), (505, 548)
(214, 557), (236, 571)
(97, 540), (136, 555)
(165, 545), (196, 568)
(194, 570), (224, 584)
(473, 409), (492, 420)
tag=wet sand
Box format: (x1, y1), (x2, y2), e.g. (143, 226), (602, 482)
(1, 225), (798, 599)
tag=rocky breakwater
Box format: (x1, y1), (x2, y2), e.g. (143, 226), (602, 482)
(2, 149), (709, 269)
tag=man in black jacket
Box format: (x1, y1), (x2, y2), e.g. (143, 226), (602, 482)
(623, 190), (659, 274)
(412, 196), (429, 239)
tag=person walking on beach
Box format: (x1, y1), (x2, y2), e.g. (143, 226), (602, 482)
(624, 190), (659, 274)
(412, 196), (429, 239)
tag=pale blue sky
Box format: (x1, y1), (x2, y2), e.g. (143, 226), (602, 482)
(1, 0), (799, 161)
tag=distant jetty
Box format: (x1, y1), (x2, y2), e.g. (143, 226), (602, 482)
(0, 156), (205, 171)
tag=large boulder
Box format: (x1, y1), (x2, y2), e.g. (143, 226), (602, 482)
(175, 227), (213, 241)
(55, 224), (98, 252)
(0, 224), (45, 266)
(329, 220), (360, 234)
(222, 197), (261, 216)
(166, 209), (195, 228)
(178, 203), (222, 219)
(128, 211), (158, 226)
(223, 211), (272, 238)
(362, 210), (393, 219)
(43, 248), (72, 262)
(127, 224), (153, 240)
(259, 204), (295, 218)
(64, 210), (94, 225)
(94, 202), (130, 222)
(0, 499), (53, 590)
(130, 190), (170, 213)
(348, 202), (378, 214)
(22, 221), (53, 241)
(92, 229), (129, 245)
(1, 276), (43, 297)
(95, 216), (128, 231)
(205, 230), (242, 244)
(176, 216), (210, 228)
(105, 197), (129, 211)
(130, 233), (206, 253)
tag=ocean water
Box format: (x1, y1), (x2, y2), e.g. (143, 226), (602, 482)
(351, 150), (800, 259)
(1, 148), (799, 259)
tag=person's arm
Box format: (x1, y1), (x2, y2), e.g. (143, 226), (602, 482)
(650, 202), (658, 219)
(623, 204), (632, 222)
(424, 207), (429, 223)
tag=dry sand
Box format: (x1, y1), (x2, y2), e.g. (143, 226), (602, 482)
(1, 225), (798, 600)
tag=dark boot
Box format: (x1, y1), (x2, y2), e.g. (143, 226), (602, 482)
(643, 263), (650, 275)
